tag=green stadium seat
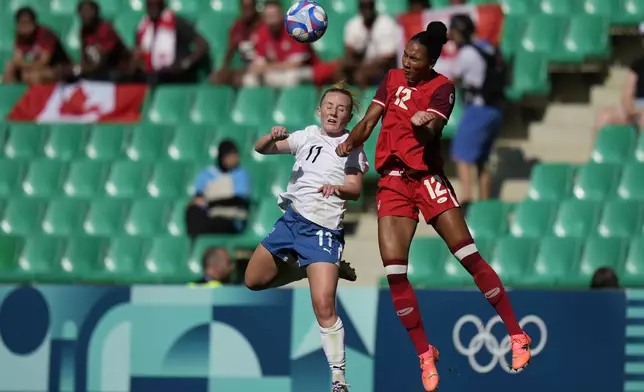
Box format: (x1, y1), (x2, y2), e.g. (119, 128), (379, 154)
(168, 0), (207, 20)
(572, 163), (620, 201)
(102, 236), (150, 283)
(527, 164), (574, 201)
(634, 132), (644, 162)
(213, 124), (256, 153)
(85, 124), (129, 160)
(0, 14), (15, 54)
(441, 238), (494, 288)
(196, 13), (233, 69)
(529, 236), (581, 287)
(64, 160), (110, 198)
(576, 236), (627, 286)
(167, 124), (214, 161)
(617, 162), (644, 200)
(45, 124), (88, 160)
(0, 236), (27, 282)
(623, 237), (644, 287)
(125, 199), (172, 236)
(4, 124), (48, 159)
(247, 158), (273, 202)
(500, 14), (525, 59)
(238, 198), (283, 247)
(580, 0), (616, 18)
(613, 0), (644, 25)
(41, 198), (88, 236)
(83, 199), (129, 236)
(127, 125), (174, 161)
(22, 160), (67, 197)
(552, 199), (600, 237)
(552, 15), (610, 63)
(113, 11), (143, 47)
(146, 86), (194, 125)
(0, 159), (27, 198)
(104, 161), (152, 198)
(38, 12), (72, 37)
(190, 86), (235, 124)
(510, 200), (557, 238)
(147, 161), (194, 198)
(188, 234), (237, 270)
(8, 0), (45, 11)
(145, 236), (194, 283)
(326, 0), (358, 16)
(168, 199), (188, 236)
(1, 198), (46, 235)
(50, 0), (82, 14)
(520, 15), (566, 58)
(273, 86), (318, 126)
(499, 0), (538, 15)
(489, 237), (537, 286)
(505, 51), (551, 100)
(591, 125), (636, 163)
(597, 200), (642, 238)
(207, 0), (240, 16)
(406, 237), (451, 288)
(539, 0), (579, 15)
(0, 85), (27, 119)
(465, 200), (510, 239)
(19, 236), (65, 281)
(61, 236), (109, 280)
(231, 87), (275, 127)
(312, 12), (346, 61)
(376, 0), (407, 15)
(268, 156), (296, 197)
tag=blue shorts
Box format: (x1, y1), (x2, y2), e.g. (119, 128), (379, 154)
(261, 207), (345, 266)
(451, 105), (503, 164)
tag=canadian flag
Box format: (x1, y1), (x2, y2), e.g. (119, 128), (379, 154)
(8, 81), (148, 123)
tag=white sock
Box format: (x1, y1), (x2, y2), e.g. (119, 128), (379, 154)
(319, 317), (346, 383)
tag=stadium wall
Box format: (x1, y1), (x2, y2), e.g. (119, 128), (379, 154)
(0, 285), (640, 392)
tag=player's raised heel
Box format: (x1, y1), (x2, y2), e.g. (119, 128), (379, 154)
(338, 260), (357, 282)
(332, 381), (349, 392)
(510, 333), (532, 371)
(419, 345), (440, 391)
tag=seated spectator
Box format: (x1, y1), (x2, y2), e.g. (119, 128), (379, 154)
(188, 247), (235, 287)
(210, 0), (262, 86)
(243, 0), (315, 87)
(590, 267), (620, 289)
(75, 0), (130, 81)
(186, 140), (251, 238)
(3, 7), (71, 84)
(342, 0), (399, 88)
(133, 0), (210, 84)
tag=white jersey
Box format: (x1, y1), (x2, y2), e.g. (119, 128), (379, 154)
(278, 125), (370, 230)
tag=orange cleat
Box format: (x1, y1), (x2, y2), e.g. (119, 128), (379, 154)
(419, 345), (440, 391)
(510, 333), (532, 371)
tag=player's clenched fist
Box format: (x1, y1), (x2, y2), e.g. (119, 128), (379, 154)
(270, 126), (288, 140)
(335, 141), (353, 157)
(411, 111), (434, 127)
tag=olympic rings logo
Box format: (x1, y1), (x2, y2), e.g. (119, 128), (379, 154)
(452, 314), (547, 374)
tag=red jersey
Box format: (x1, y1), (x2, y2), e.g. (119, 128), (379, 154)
(371, 68), (456, 173)
(15, 26), (69, 66)
(81, 20), (128, 71)
(253, 24), (314, 64)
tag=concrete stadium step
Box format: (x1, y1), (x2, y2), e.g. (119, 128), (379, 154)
(591, 85), (622, 109)
(542, 104), (595, 128)
(604, 66), (630, 89)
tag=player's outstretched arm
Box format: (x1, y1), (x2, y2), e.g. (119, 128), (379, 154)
(255, 126), (291, 155)
(336, 102), (384, 157)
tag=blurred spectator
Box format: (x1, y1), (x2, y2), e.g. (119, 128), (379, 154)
(449, 0), (467, 5)
(76, 0), (130, 81)
(210, 0), (262, 86)
(133, 0), (210, 84)
(186, 140), (251, 238)
(3, 7), (71, 84)
(449, 14), (505, 207)
(343, 0), (399, 88)
(590, 267), (620, 289)
(244, 0), (315, 87)
(409, 0), (430, 12)
(189, 247), (235, 287)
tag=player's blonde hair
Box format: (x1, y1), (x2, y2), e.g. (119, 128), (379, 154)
(320, 81), (362, 117)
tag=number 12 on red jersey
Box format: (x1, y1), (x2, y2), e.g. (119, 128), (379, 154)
(394, 86), (412, 110)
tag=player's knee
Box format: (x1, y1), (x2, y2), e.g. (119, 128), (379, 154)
(244, 271), (270, 291)
(311, 295), (336, 324)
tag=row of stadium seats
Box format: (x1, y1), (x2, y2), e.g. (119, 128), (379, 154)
(380, 235), (644, 288)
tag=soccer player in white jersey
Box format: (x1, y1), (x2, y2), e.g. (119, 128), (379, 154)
(245, 85), (369, 392)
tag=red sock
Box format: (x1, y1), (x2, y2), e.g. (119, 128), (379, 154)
(451, 240), (523, 336)
(384, 259), (430, 356)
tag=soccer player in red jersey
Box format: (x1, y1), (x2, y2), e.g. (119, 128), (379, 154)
(336, 21), (531, 391)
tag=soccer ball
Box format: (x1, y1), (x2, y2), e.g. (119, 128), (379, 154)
(285, 1), (328, 43)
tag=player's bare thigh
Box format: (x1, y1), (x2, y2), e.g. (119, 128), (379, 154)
(378, 216), (418, 261)
(431, 208), (472, 249)
(244, 244), (281, 289)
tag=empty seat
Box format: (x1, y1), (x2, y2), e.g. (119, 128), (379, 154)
(213, 124), (255, 154)
(634, 132), (644, 162)
(238, 198), (284, 247)
(83, 199), (129, 236)
(617, 162), (644, 200)
(144, 236), (193, 282)
(510, 200), (558, 238)
(8, 0), (45, 11)
(312, 11), (346, 61)
(146, 86), (194, 125)
(0, 159), (27, 198)
(273, 86), (318, 126)
(623, 237), (644, 287)
(527, 164), (574, 201)
(613, 0), (644, 25)
(196, 13), (234, 67)
(577, 236), (627, 286)
(591, 125), (636, 163)
(113, 11), (143, 47)
(505, 50), (551, 100)
(22, 160), (67, 197)
(147, 161), (194, 198)
(167, 0), (206, 20)
(1, 198), (46, 235)
(168, 199), (188, 236)
(406, 237), (452, 287)
(0, 236), (27, 282)
(231, 87), (275, 127)
(104, 161), (152, 197)
(61, 236), (109, 280)
(102, 236), (150, 283)
(167, 124), (214, 161)
(190, 86), (235, 124)
(64, 161), (110, 198)
(86, 124), (129, 160)
(552, 199), (600, 237)
(553, 15), (610, 63)
(4, 124), (48, 159)
(530, 236), (581, 287)
(45, 124), (88, 160)
(490, 237), (537, 286)
(42, 199), (88, 235)
(572, 163), (620, 201)
(0, 84), (27, 119)
(520, 15), (566, 58)
(18, 236), (65, 281)
(125, 199), (172, 236)
(597, 200), (642, 238)
(539, 0), (580, 14)
(500, 14), (525, 59)
(499, 0), (538, 15)
(465, 200), (510, 239)
(126, 125), (174, 161)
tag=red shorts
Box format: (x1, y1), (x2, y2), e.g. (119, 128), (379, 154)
(376, 170), (460, 223)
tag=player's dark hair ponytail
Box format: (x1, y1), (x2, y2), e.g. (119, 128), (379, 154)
(410, 21), (448, 63)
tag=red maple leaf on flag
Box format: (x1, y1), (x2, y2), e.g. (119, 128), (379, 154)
(59, 86), (102, 116)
